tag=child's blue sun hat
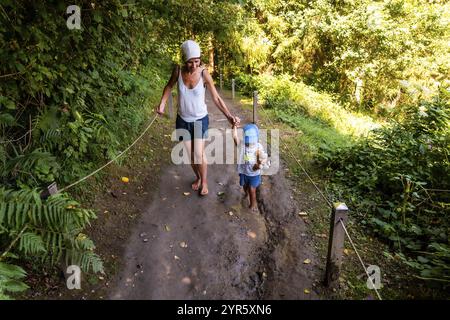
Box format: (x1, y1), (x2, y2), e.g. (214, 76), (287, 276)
(243, 123), (259, 144)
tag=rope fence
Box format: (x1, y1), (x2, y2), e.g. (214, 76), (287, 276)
(339, 218), (383, 300)
(39, 114), (159, 197)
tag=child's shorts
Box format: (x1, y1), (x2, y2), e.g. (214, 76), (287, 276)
(239, 174), (261, 188)
(175, 114), (209, 141)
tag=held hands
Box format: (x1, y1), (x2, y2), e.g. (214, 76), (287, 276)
(227, 114), (240, 126)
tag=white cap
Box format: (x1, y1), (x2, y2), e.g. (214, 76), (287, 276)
(181, 40), (201, 62)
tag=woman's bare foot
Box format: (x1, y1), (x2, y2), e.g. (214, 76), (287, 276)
(250, 205), (259, 212)
(200, 183), (209, 196)
(191, 178), (201, 191)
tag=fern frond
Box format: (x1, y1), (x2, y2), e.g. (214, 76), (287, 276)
(66, 249), (104, 274)
(18, 232), (46, 255)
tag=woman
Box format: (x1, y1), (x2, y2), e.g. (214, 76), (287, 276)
(156, 40), (240, 196)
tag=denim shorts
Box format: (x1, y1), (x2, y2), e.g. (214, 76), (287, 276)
(175, 114), (209, 141)
(239, 174), (261, 188)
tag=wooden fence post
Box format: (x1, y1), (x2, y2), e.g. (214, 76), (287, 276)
(232, 79), (235, 99)
(168, 91), (174, 119)
(324, 202), (348, 287)
(253, 91), (258, 124)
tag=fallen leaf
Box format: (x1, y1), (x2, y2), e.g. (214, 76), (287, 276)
(180, 241), (188, 248)
(228, 211), (234, 216)
(303, 258), (311, 264)
(344, 249), (350, 255)
(247, 231), (257, 239)
(183, 192), (190, 196)
(174, 255), (180, 260)
(217, 191), (225, 196)
(304, 289), (310, 294)
(298, 212), (308, 216)
(181, 277), (191, 285)
(121, 177), (129, 183)
(76, 233), (87, 241)
(165, 225), (171, 232)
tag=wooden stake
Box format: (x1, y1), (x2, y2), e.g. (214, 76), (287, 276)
(324, 203), (348, 287)
(253, 91), (258, 124)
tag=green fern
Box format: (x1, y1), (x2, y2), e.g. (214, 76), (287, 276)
(39, 128), (61, 152)
(0, 188), (104, 276)
(0, 145), (6, 169)
(0, 262), (29, 299)
(2, 149), (60, 187)
(19, 232), (46, 255)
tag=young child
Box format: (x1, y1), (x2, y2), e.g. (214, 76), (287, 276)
(232, 123), (268, 212)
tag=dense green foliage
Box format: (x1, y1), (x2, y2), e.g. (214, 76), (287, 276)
(230, 0), (450, 113)
(0, 1), (163, 296)
(319, 90), (450, 281)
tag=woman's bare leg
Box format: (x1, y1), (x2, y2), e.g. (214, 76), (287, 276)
(184, 140), (201, 190)
(194, 139), (208, 195)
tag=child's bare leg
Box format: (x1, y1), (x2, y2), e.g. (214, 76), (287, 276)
(249, 187), (258, 211)
(243, 184), (250, 204)
(244, 185), (249, 197)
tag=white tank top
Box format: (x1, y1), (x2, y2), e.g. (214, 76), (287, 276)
(177, 67), (208, 122)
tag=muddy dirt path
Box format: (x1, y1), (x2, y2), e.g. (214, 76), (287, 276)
(110, 91), (321, 300)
